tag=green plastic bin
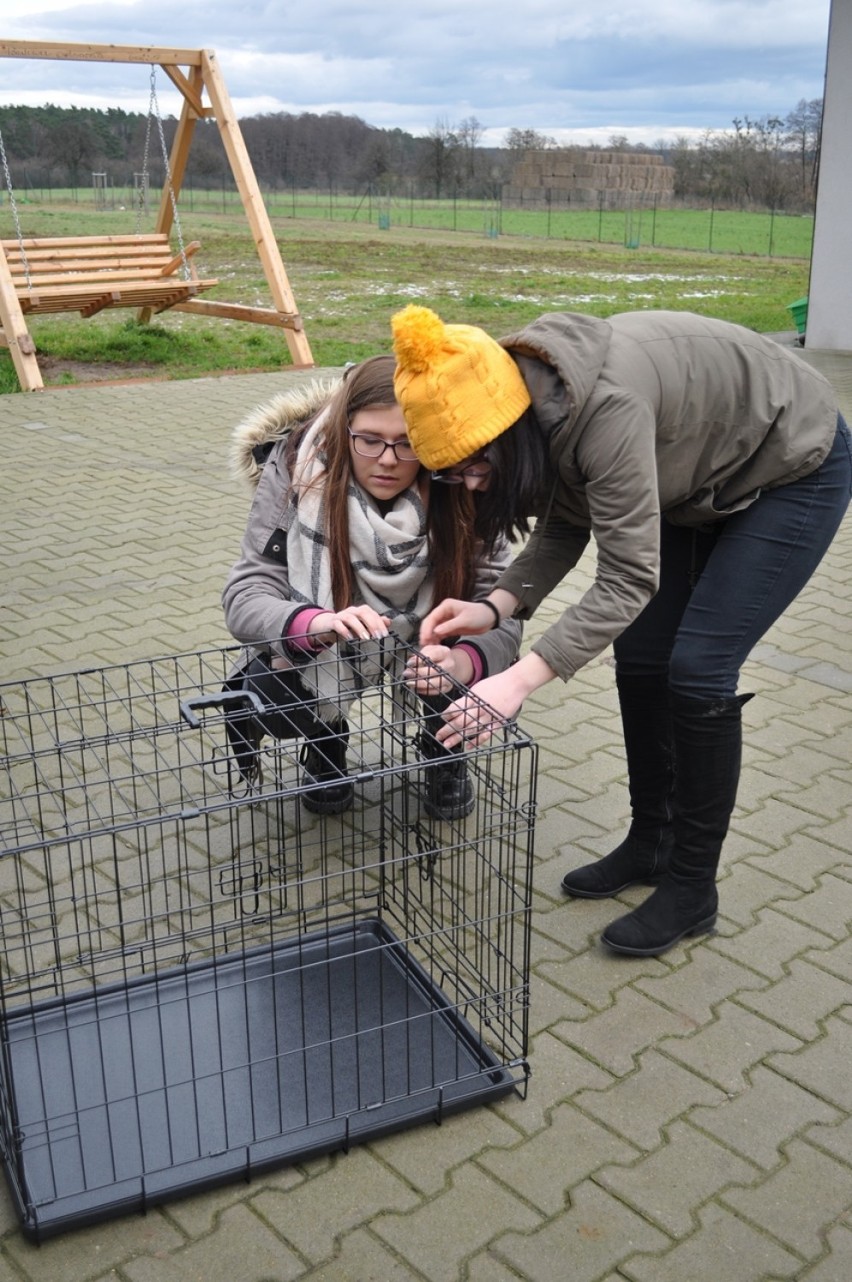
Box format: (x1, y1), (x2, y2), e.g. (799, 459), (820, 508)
(786, 296), (808, 336)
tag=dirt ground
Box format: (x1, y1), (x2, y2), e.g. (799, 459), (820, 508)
(37, 356), (165, 386)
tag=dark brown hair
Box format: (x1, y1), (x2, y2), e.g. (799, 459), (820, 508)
(286, 355), (479, 612)
(472, 405), (549, 547)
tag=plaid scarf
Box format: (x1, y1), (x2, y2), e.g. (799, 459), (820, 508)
(286, 413), (434, 711)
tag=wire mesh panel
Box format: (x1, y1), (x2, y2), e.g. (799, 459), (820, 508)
(0, 640), (536, 1240)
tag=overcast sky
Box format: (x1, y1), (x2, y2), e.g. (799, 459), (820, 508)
(0, 0), (832, 147)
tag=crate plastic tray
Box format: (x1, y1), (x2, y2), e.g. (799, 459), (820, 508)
(4, 918), (515, 1240)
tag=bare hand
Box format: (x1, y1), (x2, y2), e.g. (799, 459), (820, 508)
(434, 669), (528, 748)
(403, 645), (473, 696)
(310, 605), (391, 645)
(419, 599), (497, 646)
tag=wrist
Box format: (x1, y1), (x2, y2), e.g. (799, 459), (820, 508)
(475, 598), (501, 630)
(517, 651), (557, 696)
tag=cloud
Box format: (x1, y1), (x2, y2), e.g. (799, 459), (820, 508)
(0, 0), (831, 145)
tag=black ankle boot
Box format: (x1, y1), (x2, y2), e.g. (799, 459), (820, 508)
(602, 692), (750, 957)
(601, 877), (718, 955)
(423, 755), (475, 820)
(419, 696), (475, 821)
(562, 673), (673, 898)
(561, 828), (674, 898)
(300, 721), (354, 814)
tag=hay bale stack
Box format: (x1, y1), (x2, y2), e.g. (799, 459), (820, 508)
(504, 148), (675, 209)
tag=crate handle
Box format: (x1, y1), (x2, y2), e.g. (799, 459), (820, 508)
(179, 689), (266, 729)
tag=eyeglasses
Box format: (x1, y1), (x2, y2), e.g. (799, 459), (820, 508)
(430, 460), (493, 485)
(347, 429), (419, 462)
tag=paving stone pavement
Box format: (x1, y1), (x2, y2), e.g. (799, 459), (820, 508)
(0, 346), (850, 1281)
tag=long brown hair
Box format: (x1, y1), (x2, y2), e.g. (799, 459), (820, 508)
(286, 354), (479, 611)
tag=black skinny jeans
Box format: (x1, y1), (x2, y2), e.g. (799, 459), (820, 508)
(614, 416), (852, 699)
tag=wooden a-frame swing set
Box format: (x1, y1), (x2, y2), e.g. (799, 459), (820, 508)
(0, 40), (314, 391)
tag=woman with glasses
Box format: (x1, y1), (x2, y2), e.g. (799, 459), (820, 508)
(222, 354), (521, 817)
(391, 304), (851, 958)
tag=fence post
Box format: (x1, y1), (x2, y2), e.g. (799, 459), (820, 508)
(708, 198), (715, 253)
(769, 207), (776, 257)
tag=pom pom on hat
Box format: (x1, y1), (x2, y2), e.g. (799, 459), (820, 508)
(391, 304), (446, 371)
(391, 304), (531, 471)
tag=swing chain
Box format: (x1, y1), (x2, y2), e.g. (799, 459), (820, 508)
(138, 65), (190, 280)
(0, 125), (31, 289)
(135, 83), (153, 232)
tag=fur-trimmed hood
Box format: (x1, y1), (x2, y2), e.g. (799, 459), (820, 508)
(229, 376), (341, 491)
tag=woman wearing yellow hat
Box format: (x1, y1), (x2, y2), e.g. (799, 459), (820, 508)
(391, 304), (851, 958)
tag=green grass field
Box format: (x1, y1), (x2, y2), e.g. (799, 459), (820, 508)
(0, 198), (812, 392)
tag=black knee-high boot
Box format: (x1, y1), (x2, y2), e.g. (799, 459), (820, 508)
(601, 692), (751, 956)
(561, 673), (674, 897)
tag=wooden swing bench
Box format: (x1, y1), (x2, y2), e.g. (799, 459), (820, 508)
(0, 40), (316, 392)
(1, 231), (217, 318)
(0, 231), (220, 390)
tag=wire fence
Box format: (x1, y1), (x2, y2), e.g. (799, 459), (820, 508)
(1, 176), (815, 260)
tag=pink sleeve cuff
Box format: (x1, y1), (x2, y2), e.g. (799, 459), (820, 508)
(455, 642), (484, 686)
(286, 607), (328, 652)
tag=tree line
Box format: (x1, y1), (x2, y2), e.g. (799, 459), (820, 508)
(0, 99), (823, 213)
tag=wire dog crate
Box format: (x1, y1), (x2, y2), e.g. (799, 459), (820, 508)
(0, 640), (536, 1240)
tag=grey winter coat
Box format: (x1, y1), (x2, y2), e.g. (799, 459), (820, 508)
(222, 380), (522, 676)
(495, 310), (839, 682)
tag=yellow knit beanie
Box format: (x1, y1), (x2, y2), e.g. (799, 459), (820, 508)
(391, 304), (532, 470)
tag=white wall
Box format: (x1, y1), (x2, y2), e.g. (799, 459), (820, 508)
(806, 0), (852, 351)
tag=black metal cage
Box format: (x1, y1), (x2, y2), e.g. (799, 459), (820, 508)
(0, 640), (536, 1240)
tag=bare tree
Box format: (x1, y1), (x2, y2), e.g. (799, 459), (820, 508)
(420, 117), (459, 198)
(504, 127), (557, 152)
(456, 115), (484, 182)
(785, 98), (822, 200)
